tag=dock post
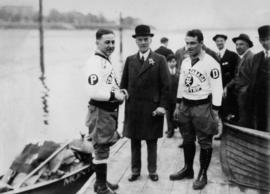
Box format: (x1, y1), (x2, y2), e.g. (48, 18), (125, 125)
(39, 0), (45, 77)
(119, 13), (123, 64)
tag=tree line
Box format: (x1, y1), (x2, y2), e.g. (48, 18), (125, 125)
(0, 6), (140, 29)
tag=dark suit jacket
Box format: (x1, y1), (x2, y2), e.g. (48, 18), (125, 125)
(220, 49), (239, 87)
(175, 47), (189, 77)
(246, 51), (270, 130)
(169, 73), (178, 104)
(120, 50), (170, 139)
(155, 46), (174, 59)
(227, 50), (254, 93)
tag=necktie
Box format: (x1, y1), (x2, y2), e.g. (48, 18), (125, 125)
(218, 52), (222, 59)
(265, 51), (269, 59)
(140, 56), (145, 64)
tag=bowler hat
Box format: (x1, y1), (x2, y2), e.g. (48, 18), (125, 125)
(232, 33), (253, 47)
(132, 25), (154, 38)
(258, 25), (270, 39)
(213, 34), (227, 41)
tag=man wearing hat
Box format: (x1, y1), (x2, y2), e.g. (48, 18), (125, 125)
(213, 34), (239, 87)
(212, 34), (239, 139)
(246, 25), (270, 131)
(120, 24), (170, 182)
(225, 33), (254, 126)
(155, 37), (174, 59)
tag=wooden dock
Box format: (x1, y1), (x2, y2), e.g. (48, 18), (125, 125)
(77, 129), (269, 194)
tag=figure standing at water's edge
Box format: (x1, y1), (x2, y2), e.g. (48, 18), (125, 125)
(84, 29), (128, 194)
(120, 24), (170, 182)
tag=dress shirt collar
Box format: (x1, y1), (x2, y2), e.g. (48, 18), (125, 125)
(139, 49), (151, 61)
(218, 48), (226, 58)
(239, 49), (249, 59)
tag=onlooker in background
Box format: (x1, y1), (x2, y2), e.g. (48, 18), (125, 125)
(175, 46), (189, 77)
(246, 25), (270, 131)
(155, 37), (174, 59)
(213, 34), (239, 87)
(212, 34), (239, 140)
(166, 54), (178, 138)
(225, 33), (254, 126)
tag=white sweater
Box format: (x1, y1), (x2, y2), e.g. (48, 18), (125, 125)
(177, 51), (223, 108)
(84, 52), (119, 101)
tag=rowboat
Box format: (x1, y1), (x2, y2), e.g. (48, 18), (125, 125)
(220, 122), (270, 191)
(0, 138), (94, 194)
(1, 165), (93, 194)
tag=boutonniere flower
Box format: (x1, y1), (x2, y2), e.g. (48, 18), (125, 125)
(148, 58), (155, 65)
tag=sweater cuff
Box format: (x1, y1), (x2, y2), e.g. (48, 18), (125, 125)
(212, 105), (220, 111)
(176, 98), (182, 103)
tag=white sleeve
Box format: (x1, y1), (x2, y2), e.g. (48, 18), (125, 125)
(85, 58), (112, 101)
(209, 61), (223, 108)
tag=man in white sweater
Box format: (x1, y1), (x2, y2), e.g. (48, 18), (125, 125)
(84, 29), (127, 194)
(169, 29), (223, 190)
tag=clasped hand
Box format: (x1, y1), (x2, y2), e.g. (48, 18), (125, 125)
(114, 89), (128, 102)
(152, 107), (166, 116)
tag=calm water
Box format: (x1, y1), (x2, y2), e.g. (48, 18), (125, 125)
(0, 28), (262, 174)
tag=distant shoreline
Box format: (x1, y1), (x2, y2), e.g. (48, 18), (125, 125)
(0, 21), (135, 30)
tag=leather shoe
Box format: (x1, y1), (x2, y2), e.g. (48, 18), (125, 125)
(149, 174), (159, 181)
(169, 167), (194, 180)
(94, 181), (118, 192)
(193, 174), (207, 190)
(128, 174), (140, 182)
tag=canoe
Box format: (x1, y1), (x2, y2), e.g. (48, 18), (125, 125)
(220, 122), (270, 191)
(1, 165), (93, 194)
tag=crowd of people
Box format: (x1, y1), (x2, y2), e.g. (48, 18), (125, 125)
(84, 24), (269, 194)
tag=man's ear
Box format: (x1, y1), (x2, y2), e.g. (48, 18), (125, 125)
(96, 40), (99, 46)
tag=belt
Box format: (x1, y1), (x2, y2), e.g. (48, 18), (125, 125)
(182, 97), (210, 106)
(89, 100), (119, 112)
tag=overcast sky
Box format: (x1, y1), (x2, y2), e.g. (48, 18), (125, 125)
(0, 0), (269, 30)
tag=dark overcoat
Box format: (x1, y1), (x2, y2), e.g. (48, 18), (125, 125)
(120, 51), (170, 140)
(246, 51), (270, 130)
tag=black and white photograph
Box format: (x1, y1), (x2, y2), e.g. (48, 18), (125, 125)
(0, 0), (269, 193)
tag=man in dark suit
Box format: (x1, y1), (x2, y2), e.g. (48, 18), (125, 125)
(246, 25), (270, 131)
(120, 25), (170, 182)
(225, 34), (254, 126)
(213, 34), (239, 87)
(212, 34), (239, 139)
(155, 37), (174, 59)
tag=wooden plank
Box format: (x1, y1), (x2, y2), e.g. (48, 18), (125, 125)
(78, 124), (269, 194)
(224, 123), (270, 140)
(201, 182), (230, 194)
(226, 136), (270, 160)
(171, 179), (201, 194)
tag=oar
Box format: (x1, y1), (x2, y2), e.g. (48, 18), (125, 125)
(16, 140), (71, 188)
